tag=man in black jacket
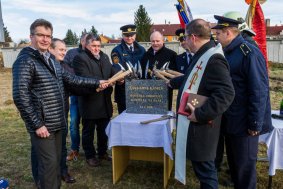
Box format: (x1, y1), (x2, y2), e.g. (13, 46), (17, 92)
(64, 33), (88, 161)
(141, 31), (177, 110)
(73, 34), (117, 167)
(170, 19), (235, 188)
(12, 19), (107, 189)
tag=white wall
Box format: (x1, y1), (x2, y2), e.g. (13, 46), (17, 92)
(1, 40), (282, 68)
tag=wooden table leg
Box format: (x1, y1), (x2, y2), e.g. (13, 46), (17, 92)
(163, 153), (173, 188)
(112, 146), (130, 184)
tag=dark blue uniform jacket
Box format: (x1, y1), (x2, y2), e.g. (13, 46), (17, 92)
(222, 35), (273, 136)
(111, 40), (145, 106)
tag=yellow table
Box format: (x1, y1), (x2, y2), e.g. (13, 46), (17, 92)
(106, 112), (175, 188)
(112, 146), (173, 188)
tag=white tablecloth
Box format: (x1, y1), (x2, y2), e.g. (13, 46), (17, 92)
(106, 112), (175, 160)
(259, 110), (283, 175)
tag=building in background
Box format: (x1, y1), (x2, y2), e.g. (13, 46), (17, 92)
(150, 24), (182, 42)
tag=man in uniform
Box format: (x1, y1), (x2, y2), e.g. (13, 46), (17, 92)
(111, 24), (145, 113)
(214, 12), (258, 178)
(223, 11), (258, 47)
(213, 15), (272, 189)
(141, 31), (177, 110)
(175, 28), (193, 74)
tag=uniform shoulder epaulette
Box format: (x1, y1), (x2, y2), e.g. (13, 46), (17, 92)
(240, 43), (252, 56)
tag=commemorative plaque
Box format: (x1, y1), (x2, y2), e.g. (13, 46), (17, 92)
(125, 80), (168, 114)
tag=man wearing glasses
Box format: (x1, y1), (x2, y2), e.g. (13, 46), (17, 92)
(175, 28), (194, 74)
(111, 24), (145, 114)
(170, 19), (234, 188)
(12, 19), (107, 189)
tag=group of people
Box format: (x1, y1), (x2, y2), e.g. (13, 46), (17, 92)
(12, 10), (272, 189)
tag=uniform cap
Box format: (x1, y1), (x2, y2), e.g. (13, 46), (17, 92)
(175, 28), (185, 41)
(212, 15), (243, 29)
(120, 24), (137, 35)
(223, 11), (256, 36)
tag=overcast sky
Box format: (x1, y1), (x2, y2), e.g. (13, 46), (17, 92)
(1, 0), (282, 43)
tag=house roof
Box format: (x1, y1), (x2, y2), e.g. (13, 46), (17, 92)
(108, 39), (121, 43)
(266, 26), (283, 36)
(150, 24), (182, 36)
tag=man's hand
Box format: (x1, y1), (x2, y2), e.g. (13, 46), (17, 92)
(166, 80), (172, 88)
(117, 79), (125, 85)
(36, 126), (50, 138)
(248, 129), (260, 136)
(187, 103), (197, 122)
(99, 80), (109, 89)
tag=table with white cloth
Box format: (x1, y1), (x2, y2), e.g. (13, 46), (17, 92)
(105, 112), (175, 188)
(259, 110), (283, 188)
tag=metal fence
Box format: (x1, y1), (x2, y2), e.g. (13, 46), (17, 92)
(1, 40), (282, 68)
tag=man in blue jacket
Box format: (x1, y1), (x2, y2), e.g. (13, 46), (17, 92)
(213, 15), (273, 189)
(175, 28), (193, 74)
(111, 24), (145, 113)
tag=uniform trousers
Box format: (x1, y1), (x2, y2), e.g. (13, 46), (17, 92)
(225, 135), (259, 189)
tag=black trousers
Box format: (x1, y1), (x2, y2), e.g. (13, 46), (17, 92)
(30, 130), (62, 189)
(31, 129), (69, 185)
(215, 132), (225, 170)
(191, 160), (218, 189)
(82, 118), (110, 159)
(117, 101), (126, 114)
(225, 135), (259, 189)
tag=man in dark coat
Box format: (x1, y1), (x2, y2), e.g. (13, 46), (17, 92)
(175, 28), (194, 74)
(213, 15), (272, 189)
(73, 34), (117, 167)
(141, 31), (177, 110)
(215, 12), (258, 179)
(111, 24), (145, 113)
(12, 19), (107, 189)
(170, 19), (235, 188)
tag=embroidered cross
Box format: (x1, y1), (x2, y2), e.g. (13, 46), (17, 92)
(191, 98), (199, 106)
(188, 61), (203, 90)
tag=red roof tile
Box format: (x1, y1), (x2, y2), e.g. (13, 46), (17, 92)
(150, 24), (182, 36)
(266, 26), (283, 36)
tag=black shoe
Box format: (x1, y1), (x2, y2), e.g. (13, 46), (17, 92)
(223, 180), (234, 187)
(35, 180), (41, 189)
(61, 173), (76, 183)
(86, 158), (101, 167)
(99, 154), (112, 161)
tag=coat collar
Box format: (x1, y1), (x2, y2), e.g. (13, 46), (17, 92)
(224, 34), (244, 53)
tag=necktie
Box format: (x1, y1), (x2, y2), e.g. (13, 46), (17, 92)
(130, 46), (133, 52)
(188, 54), (193, 65)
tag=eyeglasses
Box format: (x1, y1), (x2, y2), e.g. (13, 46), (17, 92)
(33, 33), (53, 39)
